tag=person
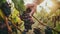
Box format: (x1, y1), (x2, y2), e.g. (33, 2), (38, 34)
(22, 1), (37, 32)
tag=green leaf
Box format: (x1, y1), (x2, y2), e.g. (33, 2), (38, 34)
(12, 0), (26, 15)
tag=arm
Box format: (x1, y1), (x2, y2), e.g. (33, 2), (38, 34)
(30, 4), (37, 16)
(30, 7), (36, 16)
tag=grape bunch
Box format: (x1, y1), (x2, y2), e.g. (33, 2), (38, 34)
(20, 8), (34, 32)
(1, 2), (11, 17)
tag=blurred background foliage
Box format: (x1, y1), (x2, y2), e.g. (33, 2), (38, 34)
(33, 7), (60, 34)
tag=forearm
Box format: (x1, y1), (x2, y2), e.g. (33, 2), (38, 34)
(30, 7), (36, 16)
(30, 9), (35, 16)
